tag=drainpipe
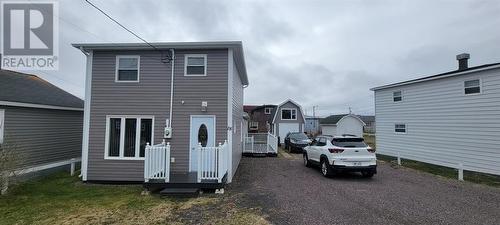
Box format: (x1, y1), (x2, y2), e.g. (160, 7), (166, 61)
(168, 49), (175, 128)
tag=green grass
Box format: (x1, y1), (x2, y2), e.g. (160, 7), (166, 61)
(377, 154), (500, 188)
(0, 172), (269, 225)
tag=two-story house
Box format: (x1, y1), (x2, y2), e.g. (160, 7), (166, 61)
(73, 41), (249, 190)
(371, 53), (500, 176)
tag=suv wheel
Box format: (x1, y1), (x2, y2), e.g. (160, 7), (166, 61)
(321, 159), (333, 177)
(303, 153), (311, 167)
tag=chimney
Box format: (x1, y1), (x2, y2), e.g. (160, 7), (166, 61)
(456, 53), (470, 71)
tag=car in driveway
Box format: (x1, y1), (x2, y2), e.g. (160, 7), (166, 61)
(283, 132), (311, 153)
(303, 135), (377, 177)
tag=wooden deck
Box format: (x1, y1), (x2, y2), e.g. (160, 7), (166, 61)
(144, 172), (227, 191)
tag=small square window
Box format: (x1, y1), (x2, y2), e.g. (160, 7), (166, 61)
(281, 109), (297, 120)
(185, 54), (207, 76)
(395, 124), (406, 133)
(116, 56), (139, 82)
(393, 91), (402, 102)
(249, 121), (258, 130)
(464, 79), (481, 95)
(265, 108), (272, 114)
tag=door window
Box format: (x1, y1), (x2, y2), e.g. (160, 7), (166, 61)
(198, 124), (208, 147)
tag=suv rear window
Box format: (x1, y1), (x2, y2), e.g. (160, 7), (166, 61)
(331, 138), (367, 148)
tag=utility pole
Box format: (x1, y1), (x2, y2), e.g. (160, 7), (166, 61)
(312, 105), (319, 118)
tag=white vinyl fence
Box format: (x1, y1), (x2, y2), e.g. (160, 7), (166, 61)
(243, 133), (278, 155)
(144, 141), (170, 182)
(197, 141), (228, 182)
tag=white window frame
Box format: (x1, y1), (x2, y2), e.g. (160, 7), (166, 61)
(265, 107), (272, 114)
(184, 54), (207, 76)
(115, 55), (140, 82)
(104, 115), (154, 160)
(0, 109), (4, 144)
(249, 121), (258, 130)
(281, 108), (297, 120)
(393, 90), (403, 102)
(463, 78), (482, 95)
(394, 123), (407, 134)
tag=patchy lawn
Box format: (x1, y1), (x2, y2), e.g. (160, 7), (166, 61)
(0, 172), (269, 225)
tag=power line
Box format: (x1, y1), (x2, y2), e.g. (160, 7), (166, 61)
(84, 0), (163, 54)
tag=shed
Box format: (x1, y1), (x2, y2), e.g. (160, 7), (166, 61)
(320, 114), (366, 137)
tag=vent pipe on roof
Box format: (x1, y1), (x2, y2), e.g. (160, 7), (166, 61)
(456, 53), (470, 71)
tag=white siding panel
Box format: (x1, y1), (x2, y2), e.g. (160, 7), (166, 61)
(375, 68), (500, 175)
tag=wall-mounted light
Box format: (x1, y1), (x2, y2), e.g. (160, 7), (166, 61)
(201, 101), (208, 112)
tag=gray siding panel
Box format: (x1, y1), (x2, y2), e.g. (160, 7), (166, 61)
(1, 106), (82, 168)
(375, 68), (500, 175)
(231, 57), (244, 177)
(88, 49), (228, 181)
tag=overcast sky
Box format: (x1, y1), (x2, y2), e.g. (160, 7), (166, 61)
(24, 0), (500, 116)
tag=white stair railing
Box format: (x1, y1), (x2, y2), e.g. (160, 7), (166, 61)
(144, 141), (170, 183)
(197, 141), (228, 182)
(267, 132), (278, 154)
(243, 136), (254, 153)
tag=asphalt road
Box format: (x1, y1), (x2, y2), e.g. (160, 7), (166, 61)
(227, 153), (500, 225)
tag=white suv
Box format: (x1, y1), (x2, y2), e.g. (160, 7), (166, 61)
(303, 135), (377, 177)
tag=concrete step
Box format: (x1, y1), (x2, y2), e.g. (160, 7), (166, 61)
(160, 188), (200, 198)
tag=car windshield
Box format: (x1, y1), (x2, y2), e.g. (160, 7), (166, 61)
(331, 138), (367, 148)
(289, 133), (308, 140)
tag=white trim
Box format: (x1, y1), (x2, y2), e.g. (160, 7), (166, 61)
(188, 115), (217, 172)
(81, 50), (92, 181)
(227, 49), (234, 182)
(463, 78), (482, 96)
(13, 158), (81, 176)
(264, 107), (272, 114)
(393, 90), (403, 102)
(336, 114), (366, 126)
(271, 99), (306, 124)
(280, 108), (297, 120)
(103, 115), (155, 160)
(0, 109), (4, 144)
(394, 123), (407, 134)
(371, 64), (500, 91)
(0, 101), (83, 111)
(115, 55), (140, 82)
(184, 54), (207, 76)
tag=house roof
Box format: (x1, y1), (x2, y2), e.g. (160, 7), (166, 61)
(0, 70), (84, 110)
(320, 114), (370, 125)
(370, 63), (500, 91)
(72, 41), (249, 86)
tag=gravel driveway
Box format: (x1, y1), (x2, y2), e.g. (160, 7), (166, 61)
(226, 153), (500, 225)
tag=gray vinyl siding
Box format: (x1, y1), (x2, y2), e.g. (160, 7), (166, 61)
(88, 49), (228, 181)
(231, 58), (244, 178)
(1, 106), (82, 168)
(375, 67), (500, 175)
(274, 101), (305, 139)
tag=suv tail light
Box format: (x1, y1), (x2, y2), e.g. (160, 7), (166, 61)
(367, 147), (376, 153)
(328, 148), (344, 153)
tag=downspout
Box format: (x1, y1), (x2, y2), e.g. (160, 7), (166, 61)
(168, 49), (175, 128)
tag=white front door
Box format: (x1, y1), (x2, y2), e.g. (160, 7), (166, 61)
(189, 115), (216, 172)
(278, 123), (300, 143)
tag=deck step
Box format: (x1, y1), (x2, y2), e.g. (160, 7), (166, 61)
(160, 188), (200, 197)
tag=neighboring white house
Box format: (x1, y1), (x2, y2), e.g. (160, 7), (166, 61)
(371, 53), (500, 176)
(320, 114), (365, 137)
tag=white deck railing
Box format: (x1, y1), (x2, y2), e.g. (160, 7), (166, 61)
(197, 141), (228, 182)
(144, 141), (170, 182)
(267, 133), (278, 154)
(243, 133), (278, 155)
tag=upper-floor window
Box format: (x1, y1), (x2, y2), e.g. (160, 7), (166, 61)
(464, 79), (481, 95)
(185, 54), (207, 76)
(265, 107), (272, 114)
(281, 108), (297, 120)
(395, 123), (406, 133)
(105, 115), (153, 160)
(116, 56), (140, 82)
(393, 90), (402, 102)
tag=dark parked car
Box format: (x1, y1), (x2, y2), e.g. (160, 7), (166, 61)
(284, 132), (311, 153)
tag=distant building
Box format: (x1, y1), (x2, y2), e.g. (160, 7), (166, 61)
(304, 116), (320, 136)
(320, 114), (366, 137)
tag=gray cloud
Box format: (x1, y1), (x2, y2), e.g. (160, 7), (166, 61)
(21, 0), (500, 117)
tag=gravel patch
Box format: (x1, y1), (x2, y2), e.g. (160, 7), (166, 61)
(226, 154), (500, 225)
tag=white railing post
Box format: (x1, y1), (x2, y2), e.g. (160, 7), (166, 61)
(144, 142), (150, 182)
(70, 158), (76, 176)
(458, 162), (464, 181)
(197, 143), (202, 182)
(165, 142), (170, 182)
